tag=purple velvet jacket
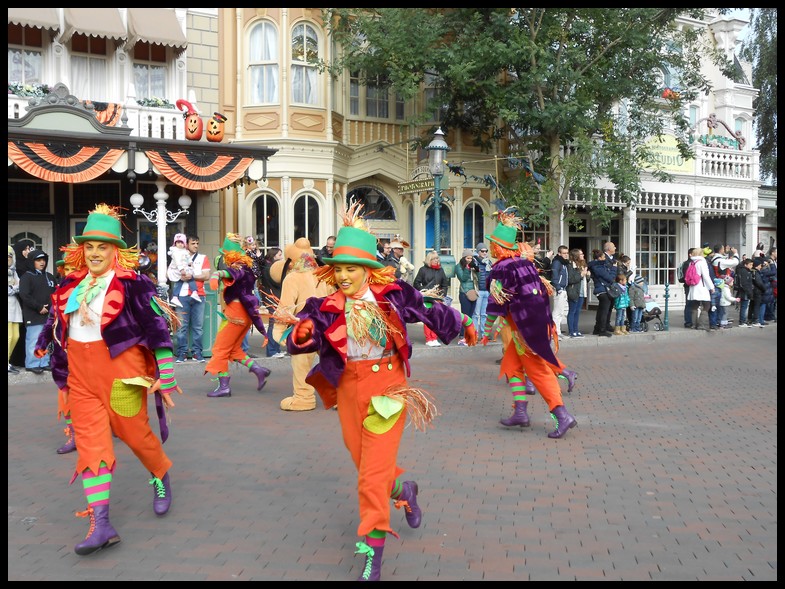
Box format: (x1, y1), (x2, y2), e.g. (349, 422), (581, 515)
(37, 267), (174, 390)
(287, 279), (462, 409)
(221, 265), (267, 335)
(485, 256), (559, 367)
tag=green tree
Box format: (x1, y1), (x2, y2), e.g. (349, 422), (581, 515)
(325, 8), (733, 241)
(741, 8), (777, 185)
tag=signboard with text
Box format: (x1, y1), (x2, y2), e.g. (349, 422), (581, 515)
(644, 134), (694, 173)
(398, 178), (435, 195)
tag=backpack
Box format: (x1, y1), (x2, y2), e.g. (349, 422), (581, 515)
(606, 282), (623, 299)
(684, 260), (701, 286)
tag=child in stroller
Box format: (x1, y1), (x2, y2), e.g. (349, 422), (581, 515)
(628, 276), (664, 332)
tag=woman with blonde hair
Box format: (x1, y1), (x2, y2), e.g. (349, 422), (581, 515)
(566, 248), (589, 338)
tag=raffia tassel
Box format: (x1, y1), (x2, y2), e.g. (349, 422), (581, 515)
(489, 279), (513, 305)
(154, 295), (182, 332)
(539, 276), (555, 297)
(381, 383), (439, 432)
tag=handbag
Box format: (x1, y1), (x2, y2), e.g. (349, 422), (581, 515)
(465, 289), (479, 302)
(606, 282), (623, 299)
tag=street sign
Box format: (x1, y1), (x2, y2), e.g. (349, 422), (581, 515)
(398, 178), (434, 195)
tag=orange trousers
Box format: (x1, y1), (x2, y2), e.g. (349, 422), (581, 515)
(498, 319), (565, 411)
(67, 339), (171, 479)
(336, 354), (407, 538)
(205, 301), (252, 375)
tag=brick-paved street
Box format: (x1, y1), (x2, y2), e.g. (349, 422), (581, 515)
(8, 314), (777, 581)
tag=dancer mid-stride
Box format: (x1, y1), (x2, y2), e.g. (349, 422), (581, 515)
(204, 234), (271, 397)
(480, 210), (578, 439)
(285, 203), (477, 581)
(37, 204), (182, 555)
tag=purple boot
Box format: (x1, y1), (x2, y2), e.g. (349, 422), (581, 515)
(559, 368), (578, 393)
(150, 472), (172, 515)
(548, 405), (577, 439)
(208, 376), (231, 397)
(500, 400), (530, 427)
(57, 423), (77, 454)
(395, 480), (422, 528)
(74, 504), (121, 555)
(248, 363), (271, 391)
(356, 542), (384, 582)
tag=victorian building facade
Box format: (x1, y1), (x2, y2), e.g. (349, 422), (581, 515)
(8, 8), (774, 310)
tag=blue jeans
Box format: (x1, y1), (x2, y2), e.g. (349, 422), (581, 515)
(175, 294), (205, 358)
(709, 289), (722, 327)
(615, 308), (627, 327)
(472, 290), (490, 334)
(758, 303), (767, 324)
(684, 298), (697, 327)
(567, 296), (584, 335)
(631, 307), (644, 330)
(266, 318), (281, 356)
(25, 324), (48, 369)
(738, 298), (750, 325)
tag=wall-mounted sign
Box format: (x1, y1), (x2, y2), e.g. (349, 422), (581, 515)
(645, 134), (694, 173)
(398, 178), (435, 195)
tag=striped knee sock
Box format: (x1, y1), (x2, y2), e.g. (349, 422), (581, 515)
(390, 479), (403, 499)
(508, 377), (528, 401)
(81, 462), (112, 508)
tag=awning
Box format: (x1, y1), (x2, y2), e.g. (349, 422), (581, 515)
(127, 8), (188, 50)
(62, 8), (126, 42)
(8, 141), (124, 184)
(8, 8), (60, 31)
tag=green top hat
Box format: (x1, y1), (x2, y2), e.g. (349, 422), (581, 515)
(74, 212), (127, 248)
(322, 226), (384, 269)
(220, 234), (244, 254)
(55, 252), (66, 268)
(486, 223), (518, 250)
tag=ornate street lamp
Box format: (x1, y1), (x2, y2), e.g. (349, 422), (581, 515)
(130, 178), (191, 297)
(426, 127), (450, 256)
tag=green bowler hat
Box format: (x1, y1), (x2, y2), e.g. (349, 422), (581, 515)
(74, 211), (127, 248)
(486, 223), (518, 250)
(322, 226), (384, 268)
(220, 234), (244, 254)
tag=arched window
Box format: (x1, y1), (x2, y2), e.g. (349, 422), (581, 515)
(253, 194), (281, 252)
(293, 193), (320, 244)
(346, 186), (395, 221)
(463, 203), (484, 250)
(291, 22), (318, 105)
(425, 202), (451, 255)
(249, 21), (279, 104)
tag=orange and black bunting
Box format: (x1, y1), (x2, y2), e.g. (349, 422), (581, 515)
(7, 141), (124, 184)
(145, 150), (254, 191)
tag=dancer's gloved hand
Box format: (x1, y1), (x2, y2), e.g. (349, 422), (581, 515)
(481, 335), (490, 346)
(294, 319), (314, 344)
(464, 323), (478, 346)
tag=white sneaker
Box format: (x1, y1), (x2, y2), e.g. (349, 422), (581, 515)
(425, 340), (441, 347)
(272, 352), (286, 359)
(190, 291), (202, 301)
(170, 297), (183, 308)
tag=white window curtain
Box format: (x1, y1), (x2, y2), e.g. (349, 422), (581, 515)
(249, 21), (279, 104)
(71, 55), (108, 102)
(8, 48), (42, 85)
(290, 23), (318, 105)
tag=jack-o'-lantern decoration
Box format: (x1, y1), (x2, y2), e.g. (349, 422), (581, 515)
(176, 99), (203, 141)
(206, 112), (228, 143)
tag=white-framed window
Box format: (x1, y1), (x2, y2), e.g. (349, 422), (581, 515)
(424, 72), (447, 123)
(636, 217), (677, 286)
(463, 203), (485, 250)
(349, 72), (360, 115)
(133, 41), (167, 100)
(248, 21), (279, 105)
(253, 193), (281, 251)
(366, 75), (389, 119)
(348, 71), (404, 121)
(689, 105), (699, 127)
(293, 193), (321, 244)
(70, 34), (109, 102)
(290, 22), (319, 105)
(8, 23), (44, 85)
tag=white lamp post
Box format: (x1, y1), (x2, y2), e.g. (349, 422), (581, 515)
(426, 127), (450, 255)
(130, 177), (191, 296)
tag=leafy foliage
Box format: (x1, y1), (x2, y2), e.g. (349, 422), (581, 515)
(135, 97), (175, 109)
(324, 8), (734, 238)
(741, 8), (777, 185)
(8, 82), (51, 97)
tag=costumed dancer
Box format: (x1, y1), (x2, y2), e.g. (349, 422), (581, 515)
(284, 203), (477, 581)
(480, 210), (577, 438)
(205, 233), (270, 397)
(35, 204), (182, 555)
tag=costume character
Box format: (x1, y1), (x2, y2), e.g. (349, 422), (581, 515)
(36, 204), (182, 556)
(271, 237), (335, 411)
(285, 203), (477, 581)
(205, 233), (270, 397)
(480, 210), (578, 438)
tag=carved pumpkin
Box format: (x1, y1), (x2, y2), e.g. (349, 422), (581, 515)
(176, 99), (203, 141)
(206, 112), (228, 143)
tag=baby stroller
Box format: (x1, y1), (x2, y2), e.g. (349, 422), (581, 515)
(640, 299), (664, 332)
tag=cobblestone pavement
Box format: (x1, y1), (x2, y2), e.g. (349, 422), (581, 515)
(8, 313), (777, 581)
